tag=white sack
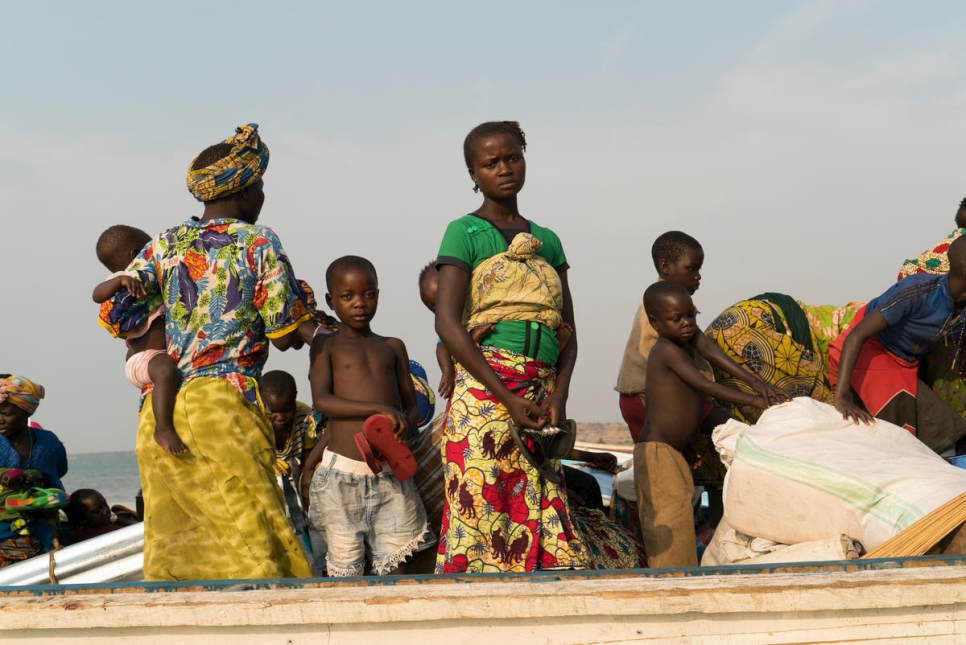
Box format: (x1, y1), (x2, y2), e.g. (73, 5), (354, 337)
(717, 397), (966, 551)
(702, 516), (862, 566)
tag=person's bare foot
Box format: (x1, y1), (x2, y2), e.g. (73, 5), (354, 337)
(154, 425), (189, 455)
(556, 322), (574, 351)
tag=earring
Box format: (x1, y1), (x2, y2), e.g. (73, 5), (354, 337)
(473, 181), (480, 193)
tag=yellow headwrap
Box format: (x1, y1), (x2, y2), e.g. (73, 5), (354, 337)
(186, 123), (270, 202)
(0, 376), (45, 416)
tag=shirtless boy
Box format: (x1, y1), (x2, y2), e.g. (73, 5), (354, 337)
(635, 282), (786, 568)
(308, 255), (434, 576)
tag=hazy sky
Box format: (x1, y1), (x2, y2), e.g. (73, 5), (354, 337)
(4, 1), (966, 454)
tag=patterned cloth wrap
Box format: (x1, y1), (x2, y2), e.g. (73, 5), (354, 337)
(898, 228), (966, 280)
(0, 469), (44, 525)
(704, 298), (861, 424)
(409, 360), (436, 428)
(436, 347), (588, 574)
(0, 376), (45, 416)
(98, 218), (315, 408)
(569, 504), (646, 570)
(463, 232), (563, 331)
(186, 123), (270, 203)
(137, 378), (312, 581)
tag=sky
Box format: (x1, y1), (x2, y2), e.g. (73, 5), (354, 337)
(4, 1), (966, 454)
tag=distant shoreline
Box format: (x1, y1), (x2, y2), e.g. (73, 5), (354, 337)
(67, 424), (633, 456)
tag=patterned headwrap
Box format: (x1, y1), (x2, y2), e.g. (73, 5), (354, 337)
(409, 360), (436, 428)
(0, 376), (45, 416)
(186, 123), (270, 202)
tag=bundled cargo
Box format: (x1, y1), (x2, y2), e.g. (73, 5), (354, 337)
(713, 397), (966, 551)
(700, 516), (863, 566)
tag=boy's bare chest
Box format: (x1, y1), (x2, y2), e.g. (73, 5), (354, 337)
(330, 340), (396, 375)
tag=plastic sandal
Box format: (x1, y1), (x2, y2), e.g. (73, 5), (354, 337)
(354, 432), (387, 474)
(4, 487), (69, 512)
(361, 414), (418, 481)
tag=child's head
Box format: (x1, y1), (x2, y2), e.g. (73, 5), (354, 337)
(463, 121), (527, 195)
(66, 489), (111, 529)
(261, 370), (298, 440)
(96, 225), (152, 273)
(418, 261), (438, 313)
(956, 197), (966, 230)
(651, 231), (704, 295)
(643, 281), (697, 344)
(947, 236), (966, 306)
(325, 255), (379, 330)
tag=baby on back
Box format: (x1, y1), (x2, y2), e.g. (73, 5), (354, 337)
(92, 225), (187, 456)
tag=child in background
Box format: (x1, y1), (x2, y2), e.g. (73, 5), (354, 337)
(418, 261), (571, 398)
(65, 489), (138, 545)
(615, 231), (789, 527)
(635, 282), (784, 568)
(308, 255), (434, 576)
(93, 225), (187, 456)
(262, 370), (318, 504)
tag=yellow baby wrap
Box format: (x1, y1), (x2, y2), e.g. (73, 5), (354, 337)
(463, 232), (563, 331)
(136, 377), (312, 581)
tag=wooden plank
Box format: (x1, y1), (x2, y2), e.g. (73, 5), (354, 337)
(2, 562), (966, 643)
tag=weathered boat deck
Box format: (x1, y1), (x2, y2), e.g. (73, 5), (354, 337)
(2, 555), (966, 644)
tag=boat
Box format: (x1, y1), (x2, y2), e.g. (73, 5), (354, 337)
(1, 554), (966, 643)
(3, 440), (965, 643)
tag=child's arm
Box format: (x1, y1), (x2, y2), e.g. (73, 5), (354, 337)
(299, 432), (330, 505)
(662, 343), (767, 410)
(436, 342), (456, 399)
(92, 275), (144, 303)
(693, 334), (792, 406)
(388, 337), (420, 441)
(309, 341), (408, 431)
(832, 311), (884, 425)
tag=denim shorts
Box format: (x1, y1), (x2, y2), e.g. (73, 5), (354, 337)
(308, 449), (435, 576)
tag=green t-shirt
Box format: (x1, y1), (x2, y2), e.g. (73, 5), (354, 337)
(436, 214), (569, 364)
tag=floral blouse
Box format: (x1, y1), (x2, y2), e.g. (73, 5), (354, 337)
(99, 217), (313, 407)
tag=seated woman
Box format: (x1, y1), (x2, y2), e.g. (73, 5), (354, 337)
(0, 375), (68, 567)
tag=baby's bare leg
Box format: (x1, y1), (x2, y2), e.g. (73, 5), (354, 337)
(469, 324), (495, 345)
(148, 354), (188, 455)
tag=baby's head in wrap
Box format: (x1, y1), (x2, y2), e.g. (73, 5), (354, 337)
(0, 375), (45, 417)
(186, 123), (270, 203)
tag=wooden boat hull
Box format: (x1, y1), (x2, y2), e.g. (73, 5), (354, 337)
(3, 556), (966, 643)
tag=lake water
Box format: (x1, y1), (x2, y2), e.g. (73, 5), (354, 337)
(61, 452), (141, 508)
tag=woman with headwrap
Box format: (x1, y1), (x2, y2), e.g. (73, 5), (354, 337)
(99, 124), (313, 581)
(0, 375), (68, 567)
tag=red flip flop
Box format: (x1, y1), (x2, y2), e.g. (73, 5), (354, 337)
(362, 414), (417, 481)
(354, 432), (386, 474)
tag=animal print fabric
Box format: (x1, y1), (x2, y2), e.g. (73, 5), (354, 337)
(435, 348), (587, 573)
